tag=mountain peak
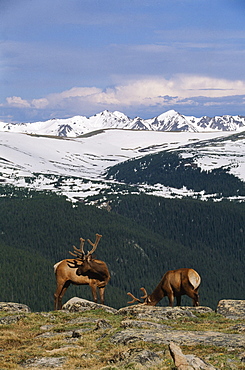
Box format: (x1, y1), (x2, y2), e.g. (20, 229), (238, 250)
(0, 110), (244, 137)
(157, 109), (180, 119)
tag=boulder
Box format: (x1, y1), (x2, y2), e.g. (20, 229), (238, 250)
(0, 302), (31, 312)
(20, 356), (66, 368)
(0, 314), (24, 325)
(169, 342), (216, 370)
(109, 347), (162, 367)
(62, 297), (117, 314)
(117, 305), (213, 320)
(111, 327), (245, 348)
(217, 299), (245, 319)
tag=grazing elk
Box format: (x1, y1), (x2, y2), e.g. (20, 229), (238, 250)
(127, 268), (201, 307)
(54, 234), (110, 310)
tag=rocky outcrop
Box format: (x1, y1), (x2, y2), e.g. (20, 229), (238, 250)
(0, 302), (31, 312)
(110, 303), (245, 350)
(111, 326), (245, 348)
(117, 305), (213, 320)
(217, 299), (245, 319)
(20, 356), (66, 368)
(1, 299), (244, 369)
(109, 347), (162, 368)
(0, 314), (25, 325)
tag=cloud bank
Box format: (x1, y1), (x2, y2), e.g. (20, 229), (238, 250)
(2, 74), (245, 122)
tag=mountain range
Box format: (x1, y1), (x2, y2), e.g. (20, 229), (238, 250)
(0, 127), (244, 203)
(1, 109), (245, 137)
(0, 110), (244, 312)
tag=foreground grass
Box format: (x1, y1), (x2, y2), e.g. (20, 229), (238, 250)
(0, 309), (244, 369)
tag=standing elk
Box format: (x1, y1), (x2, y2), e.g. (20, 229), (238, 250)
(127, 268), (201, 307)
(54, 234), (110, 310)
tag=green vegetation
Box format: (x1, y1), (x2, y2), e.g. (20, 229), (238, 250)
(106, 150), (245, 198)
(0, 185), (244, 312)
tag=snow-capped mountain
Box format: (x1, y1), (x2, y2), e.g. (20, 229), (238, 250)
(0, 110), (245, 137)
(0, 128), (244, 202)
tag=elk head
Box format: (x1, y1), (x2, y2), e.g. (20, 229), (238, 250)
(68, 234), (102, 276)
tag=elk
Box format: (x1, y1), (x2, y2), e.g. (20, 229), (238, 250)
(127, 268), (201, 307)
(54, 234), (110, 310)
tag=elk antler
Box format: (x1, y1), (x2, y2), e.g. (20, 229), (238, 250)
(87, 233), (102, 256)
(127, 292), (142, 304)
(140, 287), (148, 300)
(69, 237), (85, 259)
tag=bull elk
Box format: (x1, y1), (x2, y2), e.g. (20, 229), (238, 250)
(127, 268), (201, 307)
(54, 234), (110, 310)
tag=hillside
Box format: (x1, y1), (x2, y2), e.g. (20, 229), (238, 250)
(0, 129), (244, 202)
(0, 188), (244, 312)
(106, 132), (245, 200)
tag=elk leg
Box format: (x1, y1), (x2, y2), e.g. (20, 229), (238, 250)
(99, 286), (105, 305)
(193, 291), (199, 306)
(186, 290), (199, 306)
(176, 295), (181, 306)
(54, 287), (62, 310)
(54, 281), (70, 310)
(167, 292), (175, 307)
(89, 281), (98, 303)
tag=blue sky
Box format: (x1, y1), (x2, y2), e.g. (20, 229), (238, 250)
(1, 0), (245, 122)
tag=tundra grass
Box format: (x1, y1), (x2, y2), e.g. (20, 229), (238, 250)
(0, 310), (244, 369)
(160, 311), (245, 334)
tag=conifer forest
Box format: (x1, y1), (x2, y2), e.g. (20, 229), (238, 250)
(0, 185), (244, 311)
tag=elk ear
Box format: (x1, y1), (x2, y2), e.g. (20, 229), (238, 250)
(87, 254), (93, 261)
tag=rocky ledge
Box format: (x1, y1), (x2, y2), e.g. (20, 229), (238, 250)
(217, 299), (245, 319)
(1, 298), (244, 369)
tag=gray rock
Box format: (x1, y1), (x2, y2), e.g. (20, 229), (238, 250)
(35, 331), (60, 339)
(185, 355), (217, 369)
(36, 328), (86, 339)
(121, 319), (171, 330)
(40, 324), (55, 331)
(111, 328), (245, 349)
(169, 341), (193, 369)
(20, 356), (66, 367)
(117, 305), (213, 320)
(169, 341), (217, 369)
(62, 297), (117, 314)
(127, 348), (161, 366)
(229, 323), (245, 333)
(109, 347), (161, 367)
(217, 299), (245, 319)
(95, 318), (112, 330)
(0, 302), (31, 312)
(0, 314), (24, 325)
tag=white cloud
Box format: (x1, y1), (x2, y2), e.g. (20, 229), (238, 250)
(51, 87), (102, 100)
(31, 98), (49, 109)
(5, 75), (245, 118)
(6, 96), (30, 108)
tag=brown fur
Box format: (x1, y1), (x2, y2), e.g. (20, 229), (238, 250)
(146, 268), (201, 307)
(128, 268), (201, 307)
(54, 257), (110, 310)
